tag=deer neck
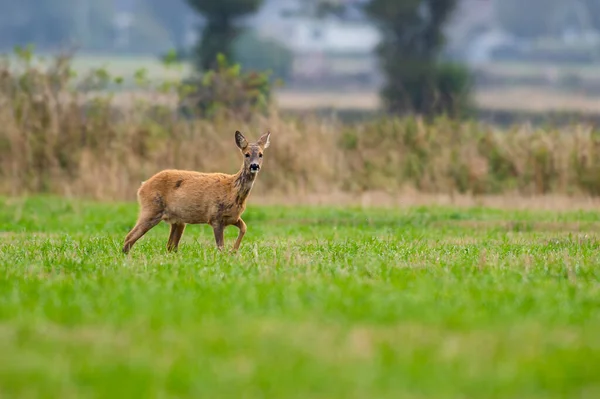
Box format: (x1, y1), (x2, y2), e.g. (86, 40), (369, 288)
(233, 164), (257, 205)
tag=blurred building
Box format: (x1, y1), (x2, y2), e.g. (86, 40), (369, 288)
(251, 0), (380, 86)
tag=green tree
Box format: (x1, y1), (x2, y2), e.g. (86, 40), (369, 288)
(184, 0), (264, 71)
(365, 0), (471, 117)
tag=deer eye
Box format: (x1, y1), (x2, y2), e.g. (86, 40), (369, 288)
(245, 153), (250, 158)
(259, 153), (263, 158)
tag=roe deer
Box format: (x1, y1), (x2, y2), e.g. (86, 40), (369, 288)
(122, 130), (271, 254)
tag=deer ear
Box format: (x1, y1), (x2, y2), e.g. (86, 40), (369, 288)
(258, 131), (271, 149)
(235, 130), (248, 150)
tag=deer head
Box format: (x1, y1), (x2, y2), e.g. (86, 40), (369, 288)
(235, 130), (271, 175)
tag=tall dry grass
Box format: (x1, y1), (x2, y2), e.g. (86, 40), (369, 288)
(2, 52), (600, 202)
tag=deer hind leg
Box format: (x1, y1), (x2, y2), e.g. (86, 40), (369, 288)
(167, 223), (186, 252)
(122, 211), (162, 254)
(232, 218), (247, 252)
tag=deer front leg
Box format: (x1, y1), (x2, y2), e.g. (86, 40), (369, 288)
(212, 224), (225, 251)
(232, 218), (247, 252)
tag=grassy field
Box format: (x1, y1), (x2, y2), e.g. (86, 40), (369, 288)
(0, 196), (599, 398)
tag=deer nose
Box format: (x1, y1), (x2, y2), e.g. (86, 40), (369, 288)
(250, 163), (260, 171)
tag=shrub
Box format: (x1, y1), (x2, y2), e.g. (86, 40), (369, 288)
(1, 51), (600, 201)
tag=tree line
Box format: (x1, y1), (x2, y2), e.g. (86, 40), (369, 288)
(2, 0), (598, 117)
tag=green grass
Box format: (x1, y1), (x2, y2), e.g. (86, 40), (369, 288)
(1, 196), (599, 398)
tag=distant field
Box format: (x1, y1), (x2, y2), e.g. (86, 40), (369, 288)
(276, 87), (600, 114)
(68, 53), (192, 81)
(61, 55), (600, 85)
(60, 55), (600, 82)
(93, 84), (600, 114)
(473, 61), (600, 81)
(0, 196), (599, 398)
(4, 53), (191, 82)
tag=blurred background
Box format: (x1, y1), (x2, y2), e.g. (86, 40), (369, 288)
(2, 0), (600, 125)
(4, 0), (600, 201)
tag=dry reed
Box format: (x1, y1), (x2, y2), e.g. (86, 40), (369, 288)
(1, 53), (600, 203)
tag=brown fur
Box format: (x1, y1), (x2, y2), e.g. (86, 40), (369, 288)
(122, 130), (271, 254)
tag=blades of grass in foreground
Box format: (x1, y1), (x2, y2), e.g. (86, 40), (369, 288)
(0, 196), (599, 398)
